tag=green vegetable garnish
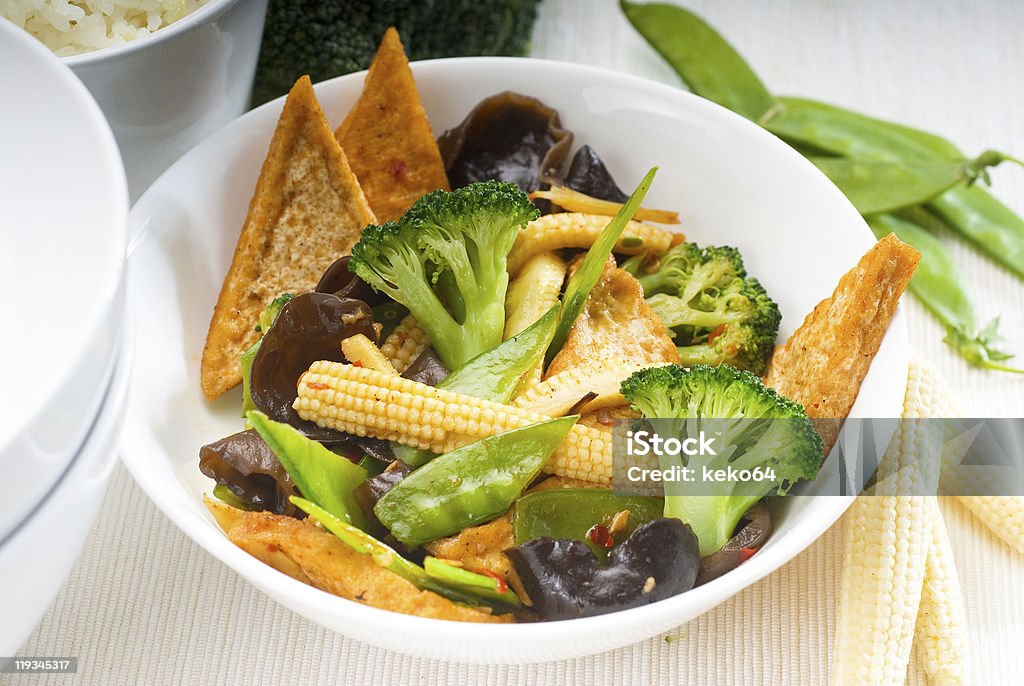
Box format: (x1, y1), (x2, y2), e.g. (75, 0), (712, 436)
(622, 1), (1024, 372)
(212, 484), (251, 511)
(247, 411), (370, 530)
(620, 0), (775, 121)
(808, 152), (1023, 216)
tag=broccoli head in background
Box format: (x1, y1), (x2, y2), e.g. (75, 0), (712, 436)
(254, 0), (542, 105)
(623, 243), (781, 375)
(621, 364), (823, 557)
(349, 181), (539, 369)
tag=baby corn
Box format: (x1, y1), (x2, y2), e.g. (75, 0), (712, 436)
(340, 334), (397, 375)
(956, 495), (1024, 555)
(833, 361), (943, 686)
(507, 213), (681, 275)
(293, 362), (613, 484)
(915, 498), (970, 686)
(504, 252), (566, 339)
(379, 314), (430, 373)
(504, 252), (566, 395)
(513, 358), (648, 417)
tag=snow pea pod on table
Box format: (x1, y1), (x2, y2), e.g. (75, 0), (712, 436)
(619, 0), (774, 122)
(807, 152), (1020, 217)
(621, 1), (1024, 372)
(763, 97), (1024, 281)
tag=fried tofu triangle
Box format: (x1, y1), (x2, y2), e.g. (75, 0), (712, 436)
(336, 27), (450, 222)
(547, 261), (679, 377)
(200, 76), (376, 399)
(204, 497), (509, 623)
(763, 233), (920, 449)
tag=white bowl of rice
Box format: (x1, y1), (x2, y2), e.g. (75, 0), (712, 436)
(2, 0), (269, 200)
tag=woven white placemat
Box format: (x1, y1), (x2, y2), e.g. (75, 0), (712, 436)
(8, 1), (1024, 683)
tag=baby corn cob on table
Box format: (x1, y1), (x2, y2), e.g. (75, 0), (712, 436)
(832, 358), (1024, 685)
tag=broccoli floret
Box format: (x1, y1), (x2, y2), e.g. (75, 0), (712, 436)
(620, 364), (823, 557)
(622, 242), (704, 297)
(255, 293), (296, 333)
(648, 277), (781, 374)
(350, 181), (539, 368)
(630, 243), (780, 375)
(254, 0), (542, 105)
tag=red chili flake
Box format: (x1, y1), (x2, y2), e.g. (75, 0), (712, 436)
(307, 382), (329, 390)
(266, 544), (280, 554)
(738, 546), (758, 563)
(707, 324), (727, 345)
(477, 569), (508, 595)
(352, 360), (364, 368)
(587, 524), (615, 549)
(387, 160), (408, 178)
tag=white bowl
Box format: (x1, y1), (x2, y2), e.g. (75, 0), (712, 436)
(0, 20), (128, 542)
(0, 328), (129, 660)
(63, 0), (268, 200)
(122, 58), (908, 663)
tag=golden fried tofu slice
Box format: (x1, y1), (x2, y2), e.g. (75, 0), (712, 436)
(335, 28), (449, 221)
(204, 497), (508, 623)
(547, 261), (679, 377)
(425, 517), (516, 587)
(763, 233), (920, 449)
(201, 76), (376, 399)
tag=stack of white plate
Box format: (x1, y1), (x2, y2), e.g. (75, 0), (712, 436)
(0, 22), (129, 659)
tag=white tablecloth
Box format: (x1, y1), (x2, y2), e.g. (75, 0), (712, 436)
(8, 1), (1024, 683)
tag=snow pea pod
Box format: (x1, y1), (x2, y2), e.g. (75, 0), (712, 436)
(375, 417), (578, 547)
(513, 488), (663, 560)
(810, 151), (1016, 216)
(620, 1), (775, 122)
(765, 98), (1024, 280)
(869, 211), (1023, 373)
(247, 411), (370, 529)
(762, 97), (962, 162)
(622, 3), (1024, 370)
(927, 185), (1024, 281)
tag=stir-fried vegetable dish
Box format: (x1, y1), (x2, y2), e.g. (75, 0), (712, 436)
(197, 28), (920, 622)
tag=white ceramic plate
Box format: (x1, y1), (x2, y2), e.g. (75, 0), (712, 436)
(0, 20), (127, 541)
(122, 58), (908, 663)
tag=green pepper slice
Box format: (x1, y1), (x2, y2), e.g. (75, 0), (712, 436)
(513, 488), (663, 560)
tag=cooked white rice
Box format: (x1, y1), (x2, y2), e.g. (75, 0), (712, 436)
(2, 0), (209, 56)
